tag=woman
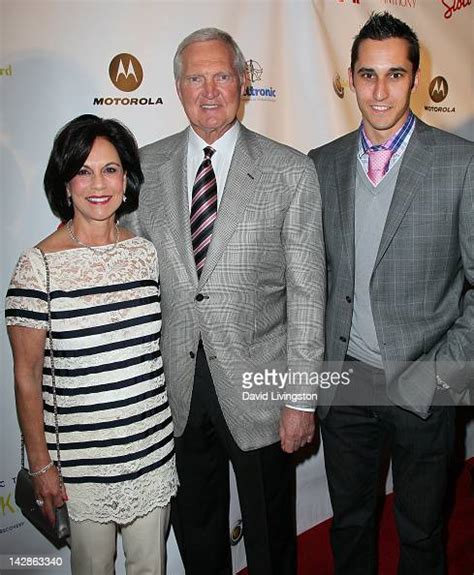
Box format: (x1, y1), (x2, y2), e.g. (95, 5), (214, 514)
(5, 114), (178, 574)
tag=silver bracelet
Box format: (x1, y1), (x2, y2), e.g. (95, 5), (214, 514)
(28, 461), (54, 477)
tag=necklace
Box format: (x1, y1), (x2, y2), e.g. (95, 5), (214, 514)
(66, 220), (120, 253)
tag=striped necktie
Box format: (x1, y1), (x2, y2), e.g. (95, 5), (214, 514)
(190, 146), (217, 277)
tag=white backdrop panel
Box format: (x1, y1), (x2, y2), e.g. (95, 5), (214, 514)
(1, 1), (472, 573)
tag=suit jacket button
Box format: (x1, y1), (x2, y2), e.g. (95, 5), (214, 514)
(346, 296), (352, 303)
(195, 293), (204, 302)
(189, 351), (195, 359)
(339, 336), (347, 343)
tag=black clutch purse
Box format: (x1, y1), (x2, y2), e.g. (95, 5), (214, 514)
(15, 250), (70, 548)
(15, 467), (70, 548)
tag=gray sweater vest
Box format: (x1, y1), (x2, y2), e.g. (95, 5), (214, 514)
(347, 158), (403, 368)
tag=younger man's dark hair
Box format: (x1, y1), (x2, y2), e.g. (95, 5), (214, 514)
(351, 12), (420, 75)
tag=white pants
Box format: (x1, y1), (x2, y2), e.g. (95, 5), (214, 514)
(69, 504), (170, 575)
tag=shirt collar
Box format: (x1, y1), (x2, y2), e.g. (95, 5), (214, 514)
(360, 110), (415, 154)
(189, 121), (240, 158)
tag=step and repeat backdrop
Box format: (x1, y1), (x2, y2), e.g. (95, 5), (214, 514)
(1, 0), (473, 573)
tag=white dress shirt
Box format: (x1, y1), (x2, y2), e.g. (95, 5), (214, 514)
(187, 122), (240, 211)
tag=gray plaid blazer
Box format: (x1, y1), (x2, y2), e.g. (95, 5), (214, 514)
(125, 124), (325, 450)
(309, 118), (474, 418)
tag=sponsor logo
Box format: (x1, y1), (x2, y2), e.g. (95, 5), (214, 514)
(109, 53), (143, 92)
(333, 73), (347, 98)
(0, 476), (24, 535)
(424, 105), (456, 113)
(93, 97), (163, 106)
(243, 59), (277, 102)
(425, 76), (455, 113)
(429, 76), (449, 103)
(440, 0), (471, 19)
(381, 0), (416, 7)
(246, 59), (263, 83)
(0, 493), (15, 516)
(93, 54), (163, 107)
(0, 65), (12, 77)
(230, 519), (244, 546)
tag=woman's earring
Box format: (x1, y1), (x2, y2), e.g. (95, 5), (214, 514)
(66, 185), (72, 207)
(123, 194), (127, 203)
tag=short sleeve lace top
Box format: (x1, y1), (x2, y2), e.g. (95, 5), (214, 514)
(5, 237), (178, 524)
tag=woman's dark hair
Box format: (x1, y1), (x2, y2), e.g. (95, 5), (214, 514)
(351, 12), (420, 76)
(44, 114), (144, 222)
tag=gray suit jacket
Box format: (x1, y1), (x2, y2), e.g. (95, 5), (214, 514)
(309, 118), (474, 418)
(125, 124), (325, 450)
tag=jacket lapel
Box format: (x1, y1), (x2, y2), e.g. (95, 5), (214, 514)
(159, 129), (198, 286)
(374, 120), (433, 270)
(334, 132), (358, 277)
(198, 125), (261, 287)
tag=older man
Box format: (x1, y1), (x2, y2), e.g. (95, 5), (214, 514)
(125, 28), (325, 574)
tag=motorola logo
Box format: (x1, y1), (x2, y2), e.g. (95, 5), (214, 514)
(425, 76), (454, 113)
(95, 53), (163, 107)
(429, 76), (448, 103)
(109, 53), (143, 92)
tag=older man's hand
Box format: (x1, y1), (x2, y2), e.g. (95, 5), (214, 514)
(279, 407), (315, 453)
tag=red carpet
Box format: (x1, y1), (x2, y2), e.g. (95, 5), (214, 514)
(239, 458), (474, 575)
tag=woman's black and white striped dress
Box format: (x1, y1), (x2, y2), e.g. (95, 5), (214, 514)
(5, 237), (178, 524)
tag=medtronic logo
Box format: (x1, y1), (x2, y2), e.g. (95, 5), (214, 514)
(429, 76), (448, 103)
(109, 53), (143, 92)
(246, 60), (263, 83)
(243, 59), (277, 102)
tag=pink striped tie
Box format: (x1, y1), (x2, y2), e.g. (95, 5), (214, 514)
(367, 148), (392, 186)
(191, 146), (217, 277)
